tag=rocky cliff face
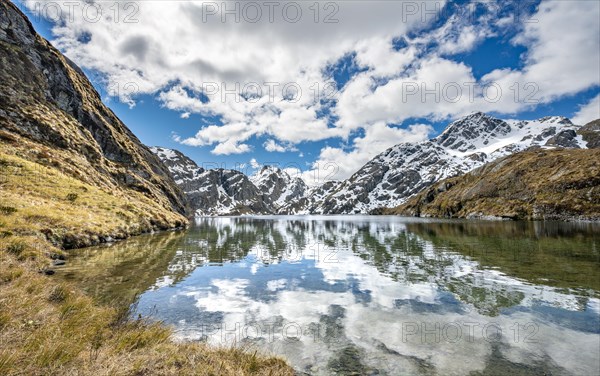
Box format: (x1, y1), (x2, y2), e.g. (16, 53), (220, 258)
(250, 165), (308, 211)
(279, 180), (342, 215)
(0, 1), (188, 216)
(578, 119), (600, 149)
(151, 147), (318, 216)
(388, 148), (600, 220)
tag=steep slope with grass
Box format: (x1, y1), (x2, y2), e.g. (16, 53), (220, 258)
(389, 148), (600, 220)
(0, 1), (188, 222)
(0, 2), (293, 374)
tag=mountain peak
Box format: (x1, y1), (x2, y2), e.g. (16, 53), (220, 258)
(465, 111), (487, 118)
(150, 147), (200, 170)
(259, 165), (282, 174)
(434, 112), (511, 152)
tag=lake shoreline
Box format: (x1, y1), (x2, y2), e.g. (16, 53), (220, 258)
(61, 216), (599, 375)
(196, 213), (600, 222)
(0, 196), (294, 375)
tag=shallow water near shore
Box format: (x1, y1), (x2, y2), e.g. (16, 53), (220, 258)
(58, 216), (600, 375)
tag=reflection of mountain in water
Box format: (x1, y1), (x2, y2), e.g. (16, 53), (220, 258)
(406, 221), (600, 296)
(60, 231), (188, 305)
(62, 217), (599, 314)
(59, 217), (600, 375)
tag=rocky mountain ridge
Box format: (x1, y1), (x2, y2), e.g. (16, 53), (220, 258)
(152, 147), (273, 216)
(250, 165), (309, 211)
(290, 113), (589, 214)
(151, 147), (317, 216)
(154, 113), (596, 217)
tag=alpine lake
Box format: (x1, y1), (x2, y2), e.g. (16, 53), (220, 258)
(56, 216), (600, 375)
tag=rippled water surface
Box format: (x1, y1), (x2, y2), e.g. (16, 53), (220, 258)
(59, 216), (600, 375)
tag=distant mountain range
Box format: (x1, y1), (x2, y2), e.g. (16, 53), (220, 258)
(152, 112), (600, 215)
(151, 147), (309, 216)
(152, 113), (599, 217)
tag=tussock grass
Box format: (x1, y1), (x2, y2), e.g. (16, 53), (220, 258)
(0, 144), (293, 375)
(0, 255), (293, 375)
(0, 148), (186, 248)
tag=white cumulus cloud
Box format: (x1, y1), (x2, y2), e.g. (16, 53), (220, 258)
(573, 95), (600, 125)
(23, 0), (600, 181)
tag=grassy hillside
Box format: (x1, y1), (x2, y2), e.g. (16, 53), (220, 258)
(0, 143), (186, 248)
(0, 143), (293, 375)
(0, 0), (188, 216)
(389, 148), (600, 220)
(0, 1), (293, 374)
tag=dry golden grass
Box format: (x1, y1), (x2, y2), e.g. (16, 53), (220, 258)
(0, 257), (293, 375)
(0, 145), (186, 248)
(1, 3), (291, 370)
(0, 144), (294, 375)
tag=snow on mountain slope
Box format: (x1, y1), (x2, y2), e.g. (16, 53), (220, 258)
(152, 147), (271, 216)
(152, 149), (308, 216)
(154, 113), (589, 216)
(150, 147), (204, 186)
(250, 166), (308, 210)
(279, 180), (343, 214)
(191, 168), (272, 216)
(295, 112), (587, 214)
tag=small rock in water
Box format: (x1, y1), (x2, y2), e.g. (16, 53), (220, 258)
(53, 260), (66, 266)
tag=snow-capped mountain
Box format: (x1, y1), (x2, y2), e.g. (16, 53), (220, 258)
(249, 165), (308, 210)
(150, 147), (203, 187)
(287, 112), (589, 214)
(151, 147), (271, 216)
(151, 148), (308, 216)
(153, 113), (591, 216)
(279, 180), (343, 214)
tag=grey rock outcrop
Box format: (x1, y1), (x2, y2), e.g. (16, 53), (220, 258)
(151, 147), (272, 215)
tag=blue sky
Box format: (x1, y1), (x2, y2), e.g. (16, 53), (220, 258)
(15, 0), (600, 182)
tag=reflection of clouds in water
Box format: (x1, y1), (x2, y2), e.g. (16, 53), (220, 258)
(266, 279), (287, 292)
(345, 306), (493, 374)
(152, 275), (175, 289)
(500, 311), (600, 375)
(589, 299), (600, 314)
(316, 242), (439, 309)
(163, 218), (600, 375)
(187, 279), (256, 324)
(177, 279), (359, 373)
(173, 252), (600, 375)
